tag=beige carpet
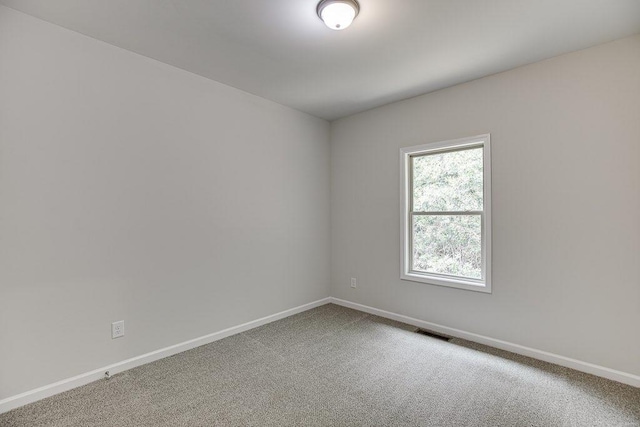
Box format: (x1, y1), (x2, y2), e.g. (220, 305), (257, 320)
(1, 304), (639, 426)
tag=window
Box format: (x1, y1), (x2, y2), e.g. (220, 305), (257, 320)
(400, 134), (491, 293)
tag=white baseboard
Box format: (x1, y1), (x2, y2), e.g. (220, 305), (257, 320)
(0, 297), (332, 414)
(3, 296), (638, 414)
(330, 297), (640, 388)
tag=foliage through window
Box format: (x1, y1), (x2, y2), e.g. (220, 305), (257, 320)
(400, 135), (491, 292)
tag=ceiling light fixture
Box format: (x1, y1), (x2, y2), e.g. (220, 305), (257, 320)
(317, 0), (360, 31)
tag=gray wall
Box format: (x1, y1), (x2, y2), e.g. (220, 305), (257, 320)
(331, 35), (640, 376)
(0, 6), (330, 399)
(2, 3), (639, 403)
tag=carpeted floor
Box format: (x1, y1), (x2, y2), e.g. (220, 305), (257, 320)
(1, 304), (639, 426)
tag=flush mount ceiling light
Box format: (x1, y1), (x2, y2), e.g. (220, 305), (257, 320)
(317, 0), (360, 30)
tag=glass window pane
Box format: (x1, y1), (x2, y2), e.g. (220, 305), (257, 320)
(412, 147), (483, 212)
(412, 214), (482, 279)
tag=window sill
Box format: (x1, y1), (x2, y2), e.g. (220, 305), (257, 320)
(401, 272), (492, 294)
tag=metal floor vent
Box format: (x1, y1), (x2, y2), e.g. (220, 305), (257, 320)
(414, 328), (451, 342)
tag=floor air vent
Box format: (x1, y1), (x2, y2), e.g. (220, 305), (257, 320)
(415, 328), (452, 342)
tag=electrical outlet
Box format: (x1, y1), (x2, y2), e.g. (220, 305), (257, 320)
(350, 278), (357, 288)
(111, 321), (124, 339)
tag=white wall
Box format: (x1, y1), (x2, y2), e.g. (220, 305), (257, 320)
(331, 35), (640, 376)
(0, 6), (330, 400)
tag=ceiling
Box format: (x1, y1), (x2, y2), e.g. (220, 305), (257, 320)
(2, 0), (640, 121)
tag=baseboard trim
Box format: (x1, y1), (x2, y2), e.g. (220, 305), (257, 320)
(0, 297), (332, 414)
(3, 295), (637, 414)
(330, 297), (640, 388)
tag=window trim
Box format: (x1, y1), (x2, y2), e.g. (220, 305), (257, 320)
(400, 134), (492, 293)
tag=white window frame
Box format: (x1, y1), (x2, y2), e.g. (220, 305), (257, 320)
(400, 134), (492, 293)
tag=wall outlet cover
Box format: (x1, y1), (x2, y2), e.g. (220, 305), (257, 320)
(111, 321), (125, 339)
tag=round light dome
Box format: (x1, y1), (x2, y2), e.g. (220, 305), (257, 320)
(317, 0), (360, 31)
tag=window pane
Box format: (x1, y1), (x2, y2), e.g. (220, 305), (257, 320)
(412, 147), (483, 212)
(412, 214), (482, 279)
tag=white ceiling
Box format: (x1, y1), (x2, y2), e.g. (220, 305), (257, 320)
(2, 0), (640, 120)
